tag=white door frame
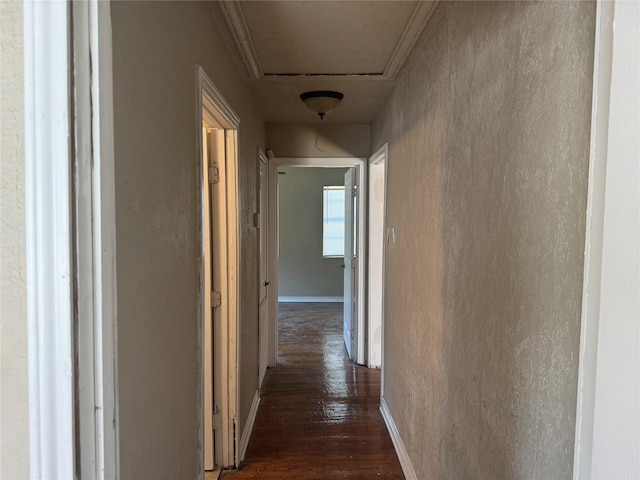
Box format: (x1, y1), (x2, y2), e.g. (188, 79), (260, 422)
(196, 65), (241, 470)
(573, 0), (640, 478)
(367, 144), (388, 369)
(258, 150), (270, 388)
(24, 1), (119, 478)
(267, 157), (367, 365)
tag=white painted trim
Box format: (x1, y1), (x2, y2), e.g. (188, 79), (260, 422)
(367, 144), (388, 369)
(267, 160), (279, 367)
(197, 66), (241, 130)
(196, 66), (240, 470)
(273, 157), (364, 168)
(90, 1), (120, 476)
(269, 157), (367, 365)
(73, 2), (98, 475)
(218, 1), (263, 80)
(380, 397), (417, 480)
(219, 1), (438, 81)
(573, 2), (613, 476)
(201, 128), (215, 471)
(278, 296), (344, 303)
(258, 149), (270, 390)
(226, 129), (241, 468)
(574, 1), (640, 478)
(368, 145), (388, 168)
(24, 2), (75, 478)
(238, 390), (261, 463)
(72, 1), (120, 478)
(384, 1), (439, 78)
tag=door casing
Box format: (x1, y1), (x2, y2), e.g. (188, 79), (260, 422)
(267, 157), (367, 365)
(196, 65), (240, 472)
(258, 150), (270, 387)
(367, 144), (388, 369)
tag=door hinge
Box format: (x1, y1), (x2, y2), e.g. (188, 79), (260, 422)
(208, 166), (219, 184)
(211, 291), (221, 308)
(352, 186), (357, 198)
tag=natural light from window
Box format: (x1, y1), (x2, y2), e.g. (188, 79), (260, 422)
(322, 186), (345, 258)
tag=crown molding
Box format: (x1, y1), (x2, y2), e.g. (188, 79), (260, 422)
(218, 1), (263, 80)
(219, 0), (438, 82)
(384, 0), (439, 78)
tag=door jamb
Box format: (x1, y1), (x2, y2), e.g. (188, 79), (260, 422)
(267, 157), (367, 365)
(196, 65), (241, 471)
(573, 0), (640, 477)
(258, 150), (270, 388)
(367, 144), (388, 371)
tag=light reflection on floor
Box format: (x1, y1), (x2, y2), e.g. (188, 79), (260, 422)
(221, 302), (404, 479)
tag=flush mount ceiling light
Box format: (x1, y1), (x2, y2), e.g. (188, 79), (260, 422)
(300, 91), (344, 120)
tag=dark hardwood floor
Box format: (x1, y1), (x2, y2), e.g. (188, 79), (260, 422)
(221, 302), (404, 479)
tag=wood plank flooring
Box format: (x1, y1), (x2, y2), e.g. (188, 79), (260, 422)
(221, 302), (404, 479)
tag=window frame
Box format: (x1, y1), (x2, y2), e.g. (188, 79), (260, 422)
(322, 185), (346, 258)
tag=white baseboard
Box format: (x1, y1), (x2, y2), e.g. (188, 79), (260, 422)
(278, 296), (343, 303)
(380, 396), (418, 480)
(238, 390), (260, 463)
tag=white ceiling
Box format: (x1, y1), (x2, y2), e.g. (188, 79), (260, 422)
(217, 0), (438, 124)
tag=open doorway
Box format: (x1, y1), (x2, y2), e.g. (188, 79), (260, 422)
(277, 167), (347, 304)
(367, 144), (388, 369)
(267, 158), (367, 367)
(196, 66), (240, 473)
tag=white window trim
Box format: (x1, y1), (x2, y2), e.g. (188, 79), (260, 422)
(322, 185), (346, 258)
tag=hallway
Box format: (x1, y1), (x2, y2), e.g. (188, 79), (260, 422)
(222, 303), (403, 479)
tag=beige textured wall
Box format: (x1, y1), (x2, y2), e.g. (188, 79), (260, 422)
(278, 167), (347, 297)
(266, 123), (370, 158)
(111, 2), (264, 477)
(371, 2), (595, 478)
(0, 1), (29, 478)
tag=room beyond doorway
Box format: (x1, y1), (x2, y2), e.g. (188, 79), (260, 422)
(267, 157), (367, 366)
(278, 167), (348, 304)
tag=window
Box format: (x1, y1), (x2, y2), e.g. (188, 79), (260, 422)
(322, 186), (345, 258)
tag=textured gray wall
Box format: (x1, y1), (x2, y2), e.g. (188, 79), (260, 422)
(0, 1), (29, 477)
(371, 2), (595, 478)
(278, 167), (348, 297)
(266, 123), (370, 158)
(111, 2), (264, 477)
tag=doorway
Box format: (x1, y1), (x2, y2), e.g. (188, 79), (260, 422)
(197, 66), (240, 472)
(267, 158), (367, 366)
(367, 144), (387, 368)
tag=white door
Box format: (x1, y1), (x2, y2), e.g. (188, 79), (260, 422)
(203, 127), (215, 470)
(258, 155), (269, 387)
(202, 125), (215, 470)
(210, 129), (227, 467)
(343, 168), (358, 359)
(204, 127), (227, 469)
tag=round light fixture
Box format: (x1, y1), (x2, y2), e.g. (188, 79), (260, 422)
(300, 91), (344, 120)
